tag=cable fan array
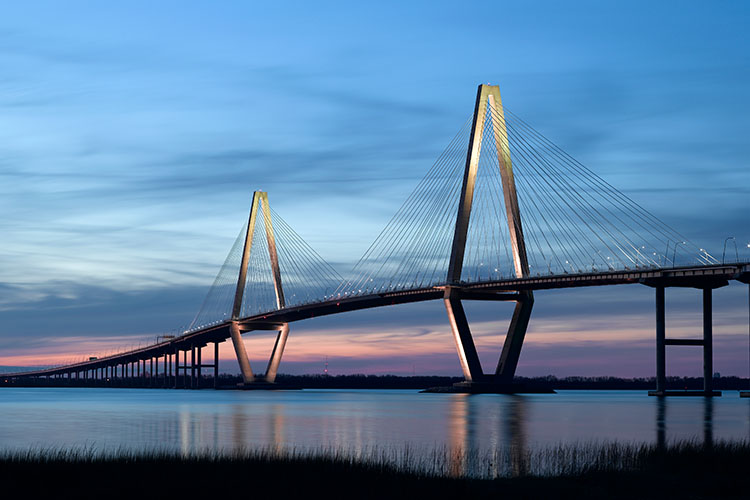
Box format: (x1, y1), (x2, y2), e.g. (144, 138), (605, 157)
(335, 99), (716, 297)
(187, 96), (718, 321)
(186, 206), (343, 332)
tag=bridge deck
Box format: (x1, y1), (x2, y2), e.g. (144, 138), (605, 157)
(6, 263), (749, 379)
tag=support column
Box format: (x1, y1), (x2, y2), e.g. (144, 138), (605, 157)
(174, 350), (179, 389)
(197, 346), (202, 389)
(190, 346), (196, 389)
(703, 288), (713, 394)
(183, 350), (188, 388)
(444, 289), (483, 382)
(214, 342), (220, 389)
(229, 322), (254, 384)
(265, 324), (290, 383)
(656, 286), (666, 394)
(496, 292), (534, 383)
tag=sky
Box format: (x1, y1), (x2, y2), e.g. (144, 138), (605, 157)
(0, 1), (749, 377)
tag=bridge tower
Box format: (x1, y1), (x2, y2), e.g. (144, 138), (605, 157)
(229, 191), (290, 386)
(445, 84), (535, 388)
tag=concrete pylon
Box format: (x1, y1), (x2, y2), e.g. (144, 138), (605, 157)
(445, 84), (534, 386)
(229, 191), (291, 385)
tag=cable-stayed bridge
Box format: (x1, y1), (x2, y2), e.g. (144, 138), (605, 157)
(6, 84), (749, 396)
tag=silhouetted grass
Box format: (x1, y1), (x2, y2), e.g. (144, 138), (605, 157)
(2, 441), (749, 498)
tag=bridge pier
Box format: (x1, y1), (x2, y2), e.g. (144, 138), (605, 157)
(229, 322), (254, 384)
(496, 291), (534, 383)
(436, 288), (546, 393)
(649, 284), (721, 397)
(214, 342), (220, 388)
(741, 282), (750, 397)
(655, 286), (666, 393)
(703, 288), (714, 394)
(444, 289), (483, 382)
(190, 346), (195, 389)
(173, 349), (178, 388)
(229, 322), (293, 388)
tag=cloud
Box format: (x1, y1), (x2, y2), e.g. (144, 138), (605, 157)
(0, 1), (748, 377)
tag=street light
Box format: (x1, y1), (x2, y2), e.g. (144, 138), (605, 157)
(672, 241), (686, 268)
(723, 236), (738, 264)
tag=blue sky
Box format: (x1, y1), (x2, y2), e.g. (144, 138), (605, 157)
(1, 1), (749, 376)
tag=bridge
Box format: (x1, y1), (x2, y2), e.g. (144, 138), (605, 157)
(5, 84), (749, 396)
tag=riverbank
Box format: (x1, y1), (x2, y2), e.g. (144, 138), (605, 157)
(2, 441), (748, 499)
(5, 373), (750, 391)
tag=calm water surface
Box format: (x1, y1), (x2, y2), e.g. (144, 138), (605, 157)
(1, 388), (748, 454)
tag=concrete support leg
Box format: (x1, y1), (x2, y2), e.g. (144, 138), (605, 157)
(229, 321), (255, 384)
(183, 350), (188, 388)
(190, 346), (195, 389)
(197, 346), (202, 389)
(214, 342), (220, 389)
(265, 324), (290, 383)
(656, 286), (666, 394)
(174, 351), (179, 389)
(496, 291), (534, 383)
(703, 288), (713, 394)
(444, 290), (484, 382)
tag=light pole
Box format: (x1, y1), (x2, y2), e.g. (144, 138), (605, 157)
(672, 241), (686, 268)
(722, 236), (738, 264)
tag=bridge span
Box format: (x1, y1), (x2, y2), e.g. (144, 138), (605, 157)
(4, 84), (749, 396)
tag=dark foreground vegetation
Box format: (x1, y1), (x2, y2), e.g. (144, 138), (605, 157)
(2, 441), (749, 499)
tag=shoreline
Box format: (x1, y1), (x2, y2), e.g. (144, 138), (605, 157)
(3, 373), (750, 391)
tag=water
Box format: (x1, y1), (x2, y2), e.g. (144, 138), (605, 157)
(0, 388), (748, 456)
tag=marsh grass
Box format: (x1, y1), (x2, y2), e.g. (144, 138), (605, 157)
(2, 441), (749, 498)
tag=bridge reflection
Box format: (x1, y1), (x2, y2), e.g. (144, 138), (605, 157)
(656, 396), (715, 450)
(447, 395), (529, 477)
(162, 393), (732, 465)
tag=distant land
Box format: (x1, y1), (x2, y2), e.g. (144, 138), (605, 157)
(5, 372), (750, 391)
(274, 374), (750, 391)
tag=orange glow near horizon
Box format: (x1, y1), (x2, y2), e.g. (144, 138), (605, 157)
(2, 312), (747, 373)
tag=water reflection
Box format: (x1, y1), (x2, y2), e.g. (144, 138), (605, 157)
(656, 397), (666, 450)
(1, 389), (746, 460)
(704, 397), (714, 449)
(269, 404), (284, 453)
(504, 396), (528, 476)
(655, 396), (715, 450)
(446, 394), (528, 477)
(447, 395), (472, 477)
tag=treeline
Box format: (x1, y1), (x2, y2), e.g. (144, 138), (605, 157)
(234, 374), (750, 391)
(6, 373), (750, 391)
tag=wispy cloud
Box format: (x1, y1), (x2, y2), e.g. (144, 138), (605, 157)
(0, 1), (748, 375)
